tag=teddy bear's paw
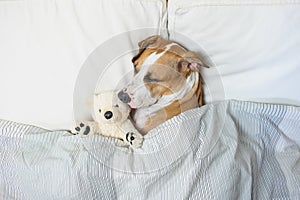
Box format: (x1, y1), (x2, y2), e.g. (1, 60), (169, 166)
(125, 132), (143, 148)
(70, 122), (93, 136)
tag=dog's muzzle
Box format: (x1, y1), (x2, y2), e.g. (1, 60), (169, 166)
(118, 90), (131, 104)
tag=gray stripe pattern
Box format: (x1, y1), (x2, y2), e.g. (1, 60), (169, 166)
(0, 100), (299, 199)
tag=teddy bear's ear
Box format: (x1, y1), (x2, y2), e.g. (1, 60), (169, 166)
(88, 94), (100, 121)
(86, 95), (94, 109)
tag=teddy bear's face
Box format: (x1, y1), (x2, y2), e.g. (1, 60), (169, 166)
(92, 91), (131, 124)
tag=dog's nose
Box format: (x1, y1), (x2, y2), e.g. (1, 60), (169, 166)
(118, 90), (131, 103)
(104, 111), (113, 119)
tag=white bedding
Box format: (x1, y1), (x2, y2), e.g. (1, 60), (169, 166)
(0, 0), (167, 129)
(1, 0), (300, 131)
(168, 0), (300, 105)
(1, 2), (300, 198)
(1, 100), (299, 199)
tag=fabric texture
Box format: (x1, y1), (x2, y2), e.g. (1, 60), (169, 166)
(168, 0), (300, 105)
(1, 100), (299, 199)
(0, 0), (167, 129)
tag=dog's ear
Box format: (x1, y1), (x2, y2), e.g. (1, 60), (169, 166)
(138, 35), (162, 49)
(178, 51), (208, 73)
(132, 35), (162, 63)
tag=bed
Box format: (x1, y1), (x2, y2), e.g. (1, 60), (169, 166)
(1, 0), (300, 199)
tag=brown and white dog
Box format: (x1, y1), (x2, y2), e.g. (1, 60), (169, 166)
(118, 35), (208, 135)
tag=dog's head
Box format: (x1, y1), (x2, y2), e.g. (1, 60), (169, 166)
(118, 35), (207, 109)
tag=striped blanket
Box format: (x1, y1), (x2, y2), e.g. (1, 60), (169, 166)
(0, 100), (299, 199)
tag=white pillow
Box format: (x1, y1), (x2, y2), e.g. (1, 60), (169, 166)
(0, 0), (167, 129)
(168, 0), (300, 105)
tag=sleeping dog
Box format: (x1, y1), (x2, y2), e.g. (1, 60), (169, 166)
(118, 35), (208, 135)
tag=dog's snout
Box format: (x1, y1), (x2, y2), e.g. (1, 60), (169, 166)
(104, 111), (113, 119)
(118, 90), (131, 103)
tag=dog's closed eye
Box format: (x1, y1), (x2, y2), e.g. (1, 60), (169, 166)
(143, 73), (161, 83)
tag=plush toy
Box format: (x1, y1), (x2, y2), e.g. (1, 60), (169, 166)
(71, 91), (143, 148)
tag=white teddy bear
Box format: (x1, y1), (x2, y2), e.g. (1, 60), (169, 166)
(71, 91), (143, 148)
